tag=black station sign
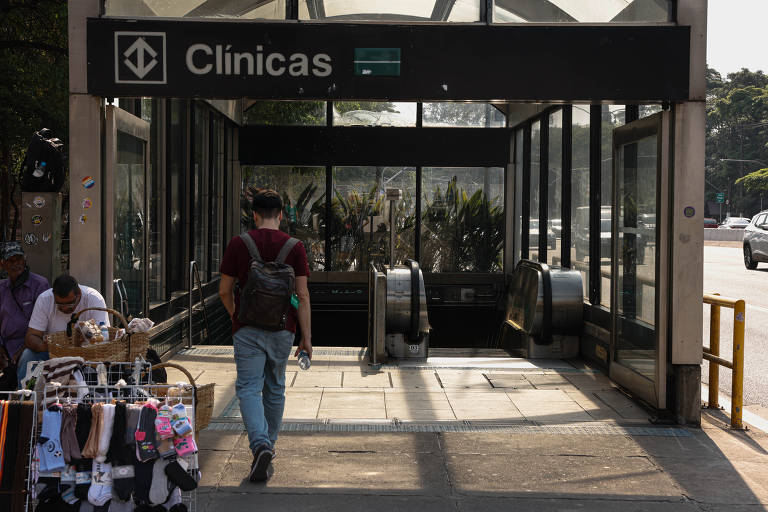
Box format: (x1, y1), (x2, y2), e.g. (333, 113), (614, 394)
(88, 18), (691, 101)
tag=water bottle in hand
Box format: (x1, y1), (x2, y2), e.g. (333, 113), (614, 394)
(297, 350), (311, 371)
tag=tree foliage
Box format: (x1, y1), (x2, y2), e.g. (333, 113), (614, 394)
(706, 67), (768, 217)
(0, 0), (68, 241)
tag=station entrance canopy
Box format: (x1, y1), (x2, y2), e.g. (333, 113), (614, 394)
(87, 18), (690, 101)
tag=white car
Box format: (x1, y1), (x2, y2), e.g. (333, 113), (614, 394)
(720, 217), (751, 229)
(744, 210), (768, 269)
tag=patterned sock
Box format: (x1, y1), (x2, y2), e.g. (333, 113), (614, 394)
(39, 408), (66, 472)
(135, 403), (159, 462)
(87, 461), (113, 506)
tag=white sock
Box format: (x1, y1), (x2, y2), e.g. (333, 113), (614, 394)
(149, 457), (171, 505)
(88, 461), (113, 506)
(164, 487), (182, 510)
(96, 404), (116, 462)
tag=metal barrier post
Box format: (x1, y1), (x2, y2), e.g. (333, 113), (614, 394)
(731, 299), (745, 429)
(708, 303), (720, 409)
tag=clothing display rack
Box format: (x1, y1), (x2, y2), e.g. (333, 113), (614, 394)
(0, 389), (38, 512)
(26, 362), (199, 512)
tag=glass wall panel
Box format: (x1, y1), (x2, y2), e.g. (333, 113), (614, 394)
(333, 102), (416, 127)
(210, 117), (223, 279)
(600, 105), (624, 308)
(141, 99), (164, 304)
(570, 105), (590, 299)
(493, 0), (672, 23)
(616, 135), (658, 379)
(330, 167), (416, 271)
(243, 101), (326, 126)
(105, 0), (286, 19)
(547, 110), (562, 266)
(529, 120), (540, 262)
(241, 166), (327, 271)
(423, 103), (506, 128)
(640, 105), (662, 118)
(167, 100), (188, 295)
(515, 129), (524, 264)
(421, 167), (504, 273)
(114, 132), (146, 317)
(193, 105), (207, 280)
(299, 0), (480, 21)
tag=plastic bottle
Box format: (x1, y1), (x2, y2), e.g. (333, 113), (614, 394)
(297, 350), (311, 371)
(99, 322), (109, 342)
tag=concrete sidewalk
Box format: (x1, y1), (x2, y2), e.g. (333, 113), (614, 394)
(170, 347), (768, 511)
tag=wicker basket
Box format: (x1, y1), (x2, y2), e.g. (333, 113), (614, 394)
(150, 362), (215, 433)
(48, 307), (149, 362)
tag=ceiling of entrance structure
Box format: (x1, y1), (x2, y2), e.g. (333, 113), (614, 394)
(104, 0), (672, 22)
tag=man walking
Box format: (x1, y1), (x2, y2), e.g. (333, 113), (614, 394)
(219, 189), (312, 482)
(0, 242), (49, 366)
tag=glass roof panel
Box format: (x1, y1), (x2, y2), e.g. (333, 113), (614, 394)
(104, 0), (286, 19)
(299, 0), (481, 21)
(493, 0), (671, 23)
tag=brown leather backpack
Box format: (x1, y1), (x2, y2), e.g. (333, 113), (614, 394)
(237, 233), (298, 331)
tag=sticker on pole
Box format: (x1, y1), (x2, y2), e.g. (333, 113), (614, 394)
(736, 312), (745, 323)
(684, 206), (695, 218)
(33, 196), (46, 208)
(82, 176), (95, 189)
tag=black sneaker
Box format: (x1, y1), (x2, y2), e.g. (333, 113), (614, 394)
(249, 445), (274, 482)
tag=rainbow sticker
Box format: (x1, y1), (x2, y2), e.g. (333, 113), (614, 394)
(82, 176), (95, 189)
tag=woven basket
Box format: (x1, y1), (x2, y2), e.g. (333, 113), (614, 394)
(150, 362), (215, 433)
(48, 307), (149, 362)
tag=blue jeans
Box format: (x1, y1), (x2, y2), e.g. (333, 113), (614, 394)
(17, 349), (49, 388)
(232, 326), (294, 455)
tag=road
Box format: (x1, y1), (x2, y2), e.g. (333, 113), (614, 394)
(703, 243), (768, 415)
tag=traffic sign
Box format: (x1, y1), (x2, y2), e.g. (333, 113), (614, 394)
(716, 193), (725, 203)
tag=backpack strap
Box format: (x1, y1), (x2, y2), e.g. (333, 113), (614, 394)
(239, 233), (262, 262)
(275, 238), (300, 264)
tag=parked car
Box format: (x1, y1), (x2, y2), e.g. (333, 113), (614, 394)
(573, 206), (611, 261)
(704, 218), (718, 229)
(529, 219), (557, 251)
(720, 217), (751, 229)
(743, 210), (768, 270)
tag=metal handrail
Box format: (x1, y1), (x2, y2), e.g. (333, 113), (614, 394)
(188, 261), (211, 349)
(703, 292), (746, 429)
(113, 278), (130, 322)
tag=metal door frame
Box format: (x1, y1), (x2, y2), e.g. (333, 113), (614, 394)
(104, 105), (151, 317)
(608, 111), (671, 409)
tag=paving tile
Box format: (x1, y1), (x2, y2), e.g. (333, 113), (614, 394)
(453, 406), (525, 421)
(389, 372), (443, 389)
(505, 389), (574, 402)
(595, 390), (651, 420)
(292, 371), (343, 388)
(385, 399), (453, 411)
(487, 376), (536, 389)
(320, 392), (385, 410)
(387, 409), (458, 421)
(563, 373), (616, 390)
(436, 371), (493, 389)
(343, 371), (392, 388)
(316, 408), (388, 419)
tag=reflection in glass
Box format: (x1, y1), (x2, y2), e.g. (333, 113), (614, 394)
(333, 102), (416, 127)
(330, 167), (415, 271)
(114, 133), (146, 317)
(168, 100), (188, 294)
(243, 101), (326, 126)
(600, 105), (624, 308)
(423, 103), (505, 128)
(210, 117), (223, 279)
(105, 0), (286, 19)
(515, 130), (524, 263)
(616, 135), (657, 381)
(241, 166), (327, 271)
(141, 99), (164, 304)
(529, 120), (540, 262)
(421, 167), (504, 272)
(299, 0), (480, 21)
(570, 106), (590, 299)
(494, 0), (672, 23)
(547, 110), (562, 266)
(193, 105), (207, 280)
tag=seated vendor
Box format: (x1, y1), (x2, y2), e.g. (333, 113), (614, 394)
(0, 242), (49, 365)
(18, 274), (109, 386)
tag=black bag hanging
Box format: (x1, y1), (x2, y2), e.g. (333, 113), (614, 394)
(20, 128), (66, 193)
(0, 344), (18, 392)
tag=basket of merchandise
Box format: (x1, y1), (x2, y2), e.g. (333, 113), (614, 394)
(48, 307), (149, 362)
(148, 362), (215, 433)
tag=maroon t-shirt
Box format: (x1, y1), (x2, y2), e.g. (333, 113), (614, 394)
(220, 228), (310, 334)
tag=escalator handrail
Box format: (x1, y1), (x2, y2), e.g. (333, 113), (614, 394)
(405, 259), (421, 342)
(517, 260), (552, 344)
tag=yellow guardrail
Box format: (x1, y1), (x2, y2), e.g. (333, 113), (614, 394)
(703, 293), (746, 429)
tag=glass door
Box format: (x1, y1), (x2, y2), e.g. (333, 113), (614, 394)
(105, 106), (151, 318)
(609, 112), (670, 409)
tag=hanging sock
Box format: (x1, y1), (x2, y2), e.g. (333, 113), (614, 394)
(38, 408), (66, 472)
(88, 460), (113, 506)
(96, 404), (116, 462)
(135, 403), (160, 462)
(60, 405), (82, 463)
(149, 457), (173, 505)
(60, 465), (79, 505)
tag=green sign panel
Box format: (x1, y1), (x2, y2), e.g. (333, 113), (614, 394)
(354, 48), (401, 77)
(716, 193), (725, 203)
